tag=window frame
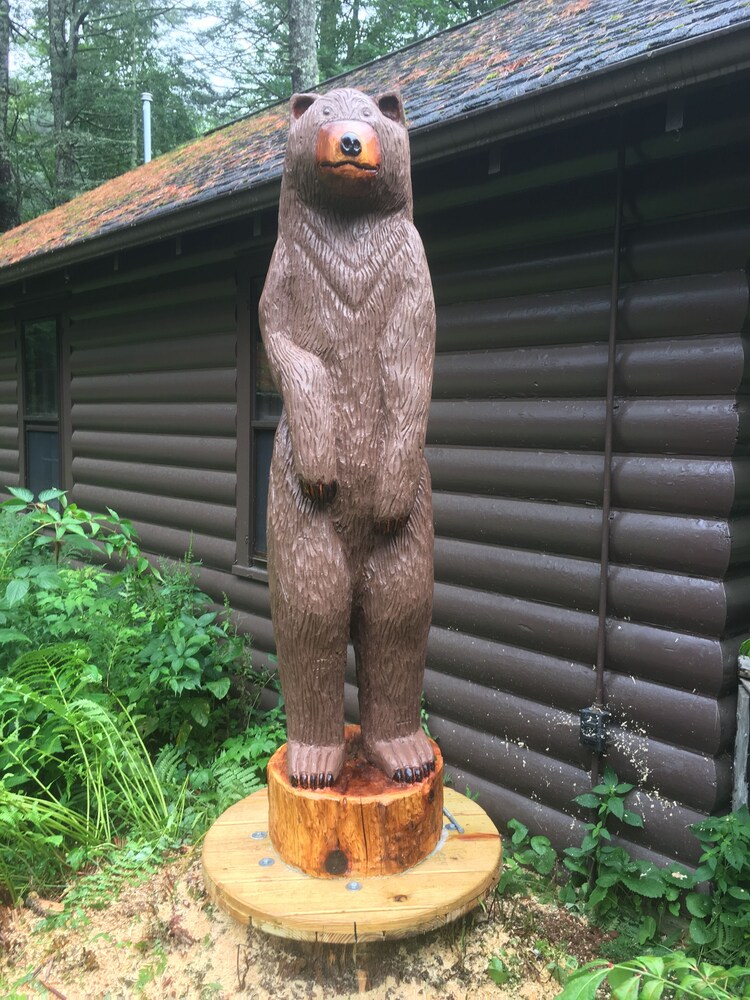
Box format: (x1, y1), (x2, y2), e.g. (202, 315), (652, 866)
(18, 314), (64, 498)
(234, 265), (280, 581)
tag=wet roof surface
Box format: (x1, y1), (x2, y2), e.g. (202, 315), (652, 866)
(1, 0), (748, 272)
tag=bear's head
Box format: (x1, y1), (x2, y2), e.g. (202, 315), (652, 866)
(282, 88), (412, 215)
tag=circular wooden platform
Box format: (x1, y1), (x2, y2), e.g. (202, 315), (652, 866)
(202, 786), (502, 943)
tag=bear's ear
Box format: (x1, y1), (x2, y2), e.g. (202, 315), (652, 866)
(290, 93), (318, 121)
(377, 92), (406, 125)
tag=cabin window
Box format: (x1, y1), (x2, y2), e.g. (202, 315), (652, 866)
(251, 327), (281, 561)
(21, 318), (60, 497)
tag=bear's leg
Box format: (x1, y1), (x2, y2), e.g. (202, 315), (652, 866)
(268, 441), (351, 789)
(354, 469), (434, 783)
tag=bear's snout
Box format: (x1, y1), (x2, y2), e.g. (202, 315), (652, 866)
(340, 132), (362, 157)
(315, 120), (381, 195)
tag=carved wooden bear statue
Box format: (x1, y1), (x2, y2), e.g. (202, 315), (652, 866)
(259, 88), (436, 791)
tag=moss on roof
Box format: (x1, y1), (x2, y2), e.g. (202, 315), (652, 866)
(1, 0), (748, 273)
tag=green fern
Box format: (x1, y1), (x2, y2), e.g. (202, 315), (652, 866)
(153, 743), (184, 787)
(213, 758), (263, 801)
(0, 644), (183, 900)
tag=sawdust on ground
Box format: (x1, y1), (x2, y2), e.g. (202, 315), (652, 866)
(0, 850), (608, 999)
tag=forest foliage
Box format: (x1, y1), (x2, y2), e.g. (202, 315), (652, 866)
(0, 0), (501, 227)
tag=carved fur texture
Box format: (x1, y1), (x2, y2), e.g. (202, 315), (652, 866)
(259, 88), (436, 788)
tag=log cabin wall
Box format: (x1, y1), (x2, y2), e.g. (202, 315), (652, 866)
(0, 78), (748, 866)
(67, 256), (240, 571)
(401, 89), (750, 865)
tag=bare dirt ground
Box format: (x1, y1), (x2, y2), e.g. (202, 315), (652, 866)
(0, 850), (609, 999)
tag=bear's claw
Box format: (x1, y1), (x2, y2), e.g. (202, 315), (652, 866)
(289, 770), (335, 789)
(287, 741), (344, 791)
(364, 730), (435, 785)
(300, 478), (338, 505)
(392, 761), (434, 784)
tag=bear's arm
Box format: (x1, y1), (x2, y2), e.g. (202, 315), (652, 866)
(259, 240), (337, 492)
(374, 236), (436, 528)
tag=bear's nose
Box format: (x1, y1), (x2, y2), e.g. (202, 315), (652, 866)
(340, 132), (362, 157)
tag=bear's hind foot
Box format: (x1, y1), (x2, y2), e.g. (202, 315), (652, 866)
(363, 730), (435, 784)
(287, 740), (345, 791)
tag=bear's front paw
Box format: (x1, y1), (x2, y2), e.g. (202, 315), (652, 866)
(374, 513), (409, 535)
(299, 477), (338, 505)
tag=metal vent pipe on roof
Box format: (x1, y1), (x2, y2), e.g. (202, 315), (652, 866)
(142, 92), (153, 164)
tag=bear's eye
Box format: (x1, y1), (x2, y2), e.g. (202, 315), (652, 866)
(322, 106), (332, 117)
(362, 107), (372, 118)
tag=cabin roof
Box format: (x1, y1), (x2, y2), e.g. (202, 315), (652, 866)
(1, 0), (749, 279)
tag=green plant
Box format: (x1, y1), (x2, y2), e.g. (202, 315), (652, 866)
(533, 938), (578, 985)
(134, 943), (168, 992)
(498, 818), (557, 897)
(564, 768), (645, 880)
(560, 768), (689, 944)
(420, 693), (431, 736)
(486, 953), (511, 985)
(159, 710), (287, 836)
(556, 952), (750, 999)
(686, 806), (750, 963)
(487, 947), (524, 986)
(113, 557), (256, 748)
(1, 486), (144, 576)
(42, 839), (173, 929)
(0, 487), (146, 663)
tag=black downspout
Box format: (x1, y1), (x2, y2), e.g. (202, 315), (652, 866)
(581, 128), (625, 784)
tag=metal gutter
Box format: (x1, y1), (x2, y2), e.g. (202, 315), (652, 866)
(1, 20), (750, 289)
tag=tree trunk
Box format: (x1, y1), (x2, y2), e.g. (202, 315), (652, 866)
(345, 0), (358, 64)
(288, 0), (318, 93)
(47, 0), (86, 205)
(317, 0), (339, 80)
(0, 0), (18, 230)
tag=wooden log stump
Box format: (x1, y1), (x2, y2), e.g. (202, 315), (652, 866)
(268, 725), (443, 878)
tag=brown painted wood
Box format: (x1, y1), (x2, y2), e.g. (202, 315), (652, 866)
(268, 726), (443, 878)
(202, 785), (501, 942)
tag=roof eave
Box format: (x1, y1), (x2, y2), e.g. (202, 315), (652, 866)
(0, 177), (284, 289)
(2, 19), (750, 290)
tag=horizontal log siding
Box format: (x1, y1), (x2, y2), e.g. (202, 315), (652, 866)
(68, 260), (238, 571)
(0, 311), (18, 483)
(419, 136), (750, 861)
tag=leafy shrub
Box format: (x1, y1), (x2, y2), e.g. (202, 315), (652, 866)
(119, 560), (253, 747)
(0, 489), (255, 750)
(557, 952), (750, 999)
(686, 807), (750, 963)
(492, 774), (750, 994)
(559, 767), (693, 946)
(0, 487), (144, 661)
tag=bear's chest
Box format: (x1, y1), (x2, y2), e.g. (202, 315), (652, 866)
(292, 217), (411, 326)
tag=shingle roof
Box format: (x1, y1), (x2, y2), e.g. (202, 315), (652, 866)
(1, 0), (749, 276)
